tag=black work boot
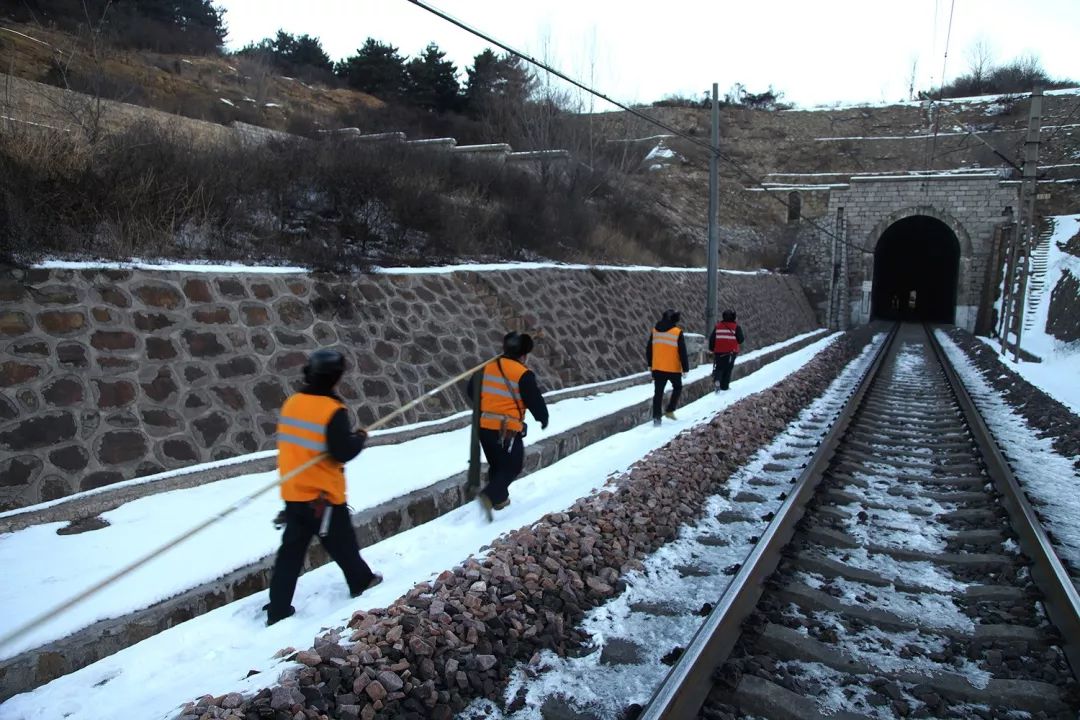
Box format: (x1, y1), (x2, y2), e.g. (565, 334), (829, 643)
(351, 572), (384, 598)
(264, 603), (295, 626)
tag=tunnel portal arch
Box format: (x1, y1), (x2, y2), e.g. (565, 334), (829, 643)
(814, 174), (1017, 332)
(871, 214), (961, 323)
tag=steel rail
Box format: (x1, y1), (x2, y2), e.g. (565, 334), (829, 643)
(639, 323), (899, 719)
(926, 324), (1080, 680)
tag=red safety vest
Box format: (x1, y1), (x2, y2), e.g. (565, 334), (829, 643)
(713, 321), (740, 353)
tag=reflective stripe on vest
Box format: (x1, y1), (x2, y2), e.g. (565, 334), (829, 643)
(651, 327), (682, 373)
(713, 321), (740, 353)
(277, 393), (347, 504)
(479, 358), (527, 432)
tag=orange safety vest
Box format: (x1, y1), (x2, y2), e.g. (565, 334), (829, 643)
(277, 393), (347, 504)
(479, 358), (528, 433)
(713, 321), (740, 353)
(651, 327), (683, 373)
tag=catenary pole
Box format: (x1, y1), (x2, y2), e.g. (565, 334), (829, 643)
(706, 83), (719, 336)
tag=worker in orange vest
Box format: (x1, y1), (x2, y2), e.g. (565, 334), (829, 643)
(709, 309), (745, 392)
(646, 309), (689, 426)
(265, 349), (381, 626)
(468, 332), (549, 520)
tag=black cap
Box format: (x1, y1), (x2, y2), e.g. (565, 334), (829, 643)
(661, 308), (680, 325)
(502, 332), (534, 359)
(722, 309), (737, 322)
(303, 349), (345, 385)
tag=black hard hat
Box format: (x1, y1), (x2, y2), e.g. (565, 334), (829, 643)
(661, 308), (680, 324)
(502, 332), (534, 359)
(303, 349), (345, 384)
(722, 309), (737, 322)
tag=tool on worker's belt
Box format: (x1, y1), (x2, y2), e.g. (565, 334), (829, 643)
(314, 494), (331, 538)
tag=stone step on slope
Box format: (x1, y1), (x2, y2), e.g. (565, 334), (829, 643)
(1023, 219), (1055, 332)
(0, 331), (830, 700)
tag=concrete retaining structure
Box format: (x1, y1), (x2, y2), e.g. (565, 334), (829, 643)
(0, 266), (817, 511)
(0, 329), (826, 701)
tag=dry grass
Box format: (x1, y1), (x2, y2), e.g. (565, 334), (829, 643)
(0, 22), (382, 133)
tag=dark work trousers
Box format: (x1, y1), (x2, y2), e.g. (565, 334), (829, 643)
(713, 352), (737, 390)
(651, 370), (683, 419)
(267, 501), (374, 618)
(478, 427), (524, 505)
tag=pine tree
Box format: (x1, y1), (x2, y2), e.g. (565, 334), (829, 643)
(464, 50), (533, 118)
(290, 34), (332, 74)
(239, 30), (332, 76)
(403, 42), (461, 113)
(336, 38), (407, 99)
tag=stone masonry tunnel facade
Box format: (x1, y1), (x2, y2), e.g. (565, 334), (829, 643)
(799, 174), (1020, 332)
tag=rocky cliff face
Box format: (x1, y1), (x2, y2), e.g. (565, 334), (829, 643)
(0, 265), (818, 510)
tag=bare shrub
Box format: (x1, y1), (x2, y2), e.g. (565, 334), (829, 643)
(1, 115), (700, 268)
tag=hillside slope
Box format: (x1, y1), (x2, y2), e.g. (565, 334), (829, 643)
(0, 22), (382, 132)
(589, 91), (1080, 265)
(2, 20), (1078, 270)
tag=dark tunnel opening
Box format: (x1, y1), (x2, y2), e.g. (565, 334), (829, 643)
(871, 215), (960, 323)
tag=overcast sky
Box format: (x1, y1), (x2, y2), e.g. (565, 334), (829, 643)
(217, 0), (1080, 109)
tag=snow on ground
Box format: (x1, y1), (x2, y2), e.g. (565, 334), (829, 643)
(461, 336), (884, 719)
(0, 331), (816, 660)
(36, 259), (308, 274)
(814, 124), (1080, 142)
(790, 86), (1075, 113)
(0, 328), (824, 660)
(985, 213), (1080, 415)
(644, 143), (675, 161)
(936, 330), (1080, 589)
(0, 334), (839, 720)
(33, 259), (768, 276)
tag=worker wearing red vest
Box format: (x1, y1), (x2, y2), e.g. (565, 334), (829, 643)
(266, 349), (381, 626)
(467, 332), (549, 519)
(646, 309), (689, 426)
(709, 309), (745, 392)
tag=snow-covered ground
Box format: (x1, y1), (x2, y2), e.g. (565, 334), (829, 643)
(937, 330), (1080, 588)
(462, 335), (885, 718)
(790, 86), (1080, 113)
(986, 214), (1080, 415)
(34, 259), (767, 276)
(0, 333), (838, 720)
(0, 329), (820, 661)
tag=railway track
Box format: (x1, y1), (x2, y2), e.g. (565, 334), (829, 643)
(641, 323), (1080, 720)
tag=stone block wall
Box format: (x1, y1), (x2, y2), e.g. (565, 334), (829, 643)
(0, 266), (819, 510)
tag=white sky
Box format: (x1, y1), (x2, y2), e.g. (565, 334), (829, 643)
(216, 0), (1080, 108)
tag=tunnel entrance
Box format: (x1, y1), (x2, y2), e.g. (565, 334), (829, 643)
(871, 215), (960, 323)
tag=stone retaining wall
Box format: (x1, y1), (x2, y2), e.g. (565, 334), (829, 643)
(0, 266), (818, 510)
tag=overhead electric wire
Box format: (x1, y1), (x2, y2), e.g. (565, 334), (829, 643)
(405, 0), (875, 255)
(924, 0), (957, 177)
(929, 101), (1024, 174)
